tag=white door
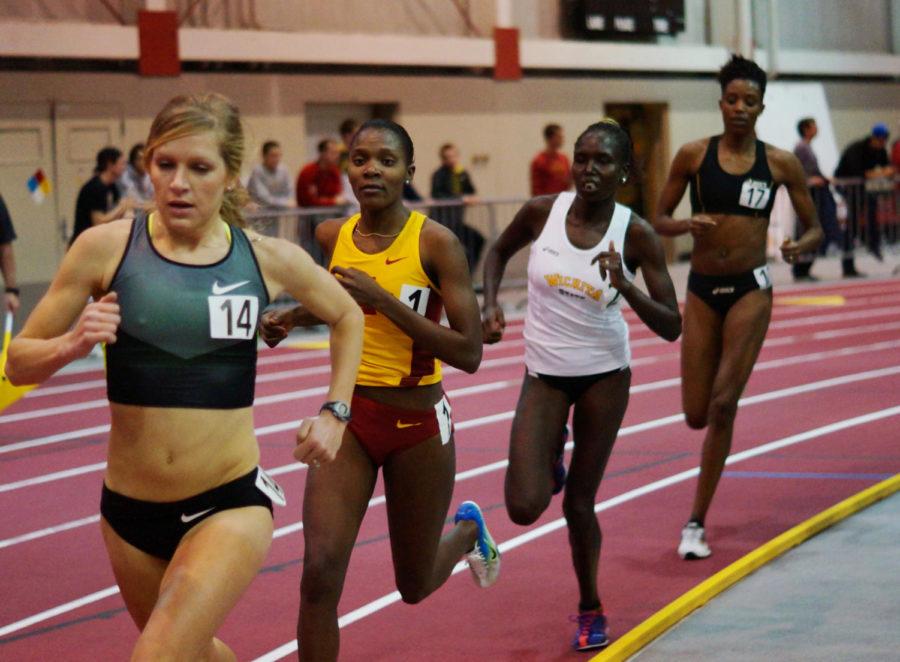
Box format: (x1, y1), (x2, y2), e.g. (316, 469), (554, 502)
(0, 101), (60, 284)
(52, 101), (124, 241)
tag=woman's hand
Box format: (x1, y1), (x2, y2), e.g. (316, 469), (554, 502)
(780, 237), (802, 264)
(259, 307), (295, 348)
(592, 240), (630, 292)
(689, 214), (718, 238)
(293, 414), (345, 466)
(481, 305), (506, 344)
(331, 265), (388, 311)
(65, 292), (120, 360)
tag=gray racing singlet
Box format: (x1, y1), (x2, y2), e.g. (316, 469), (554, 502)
(105, 213), (269, 408)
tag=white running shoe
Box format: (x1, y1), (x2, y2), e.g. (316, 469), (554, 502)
(678, 522), (711, 559)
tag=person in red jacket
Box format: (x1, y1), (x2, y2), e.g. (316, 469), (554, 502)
(296, 139), (346, 207)
(530, 123), (571, 196)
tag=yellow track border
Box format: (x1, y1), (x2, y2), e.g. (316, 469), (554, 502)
(591, 473), (900, 661)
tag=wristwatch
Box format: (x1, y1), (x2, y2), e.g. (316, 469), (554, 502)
(320, 400), (352, 423)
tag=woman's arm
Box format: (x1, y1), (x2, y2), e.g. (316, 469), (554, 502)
(7, 225), (125, 384)
(256, 235), (364, 464)
(653, 141), (717, 238)
(258, 219), (343, 346)
(481, 197), (551, 343)
(593, 217), (682, 342)
(332, 221), (482, 374)
(774, 150), (824, 261)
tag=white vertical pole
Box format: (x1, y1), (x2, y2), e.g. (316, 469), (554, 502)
(736, 0), (753, 56)
(767, 0), (780, 78)
(145, 0), (168, 11)
(496, 0), (513, 28)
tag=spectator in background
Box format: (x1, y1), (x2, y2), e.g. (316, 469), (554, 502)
(431, 143), (484, 272)
(247, 140), (295, 210)
(338, 118), (358, 173)
(791, 118), (841, 281)
(0, 193), (18, 314)
(338, 119), (360, 211)
(835, 123), (895, 276)
(530, 123), (571, 196)
(118, 143), (154, 206)
(71, 147), (133, 246)
(296, 139), (345, 208)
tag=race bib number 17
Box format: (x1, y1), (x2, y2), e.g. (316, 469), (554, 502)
(208, 295), (259, 340)
(739, 178), (772, 210)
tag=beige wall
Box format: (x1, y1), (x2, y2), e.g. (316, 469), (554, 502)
(0, 70), (897, 285)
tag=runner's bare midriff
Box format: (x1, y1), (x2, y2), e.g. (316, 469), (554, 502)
(105, 403), (259, 500)
(690, 213), (770, 275)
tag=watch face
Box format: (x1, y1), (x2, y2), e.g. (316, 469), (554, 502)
(323, 401), (351, 421)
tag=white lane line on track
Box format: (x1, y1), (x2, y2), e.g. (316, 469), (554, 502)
(3, 368), (899, 639)
(4, 337), (900, 493)
(0, 516), (101, 550)
(252, 403), (900, 661)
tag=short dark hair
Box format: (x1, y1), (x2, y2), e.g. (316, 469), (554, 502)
(95, 147), (122, 174)
(339, 118), (358, 136)
(439, 143), (455, 157)
(718, 54), (767, 98)
(317, 139), (334, 155)
(544, 123), (562, 141)
(576, 118), (634, 173)
(350, 119), (415, 165)
(262, 140), (280, 156)
(797, 118), (816, 137)
(128, 143), (144, 167)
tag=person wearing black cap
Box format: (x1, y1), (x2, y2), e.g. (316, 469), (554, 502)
(70, 147), (135, 246)
(834, 123), (894, 276)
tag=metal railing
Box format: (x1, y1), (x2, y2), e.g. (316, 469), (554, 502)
(244, 197), (530, 289)
(245, 177), (900, 288)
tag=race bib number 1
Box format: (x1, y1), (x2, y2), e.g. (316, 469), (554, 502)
(434, 395), (453, 445)
(208, 295), (259, 340)
(400, 284), (430, 316)
(739, 178), (772, 210)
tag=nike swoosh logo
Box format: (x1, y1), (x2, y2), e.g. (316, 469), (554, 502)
(212, 280), (250, 295)
(180, 507), (215, 523)
(385, 257), (407, 265)
(396, 420), (422, 429)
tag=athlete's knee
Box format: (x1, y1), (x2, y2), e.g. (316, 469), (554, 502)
(396, 577), (432, 605)
(707, 392), (739, 428)
(685, 410), (708, 430)
(505, 493), (547, 526)
(300, 554), (345, 606)
(562, 493), (597, 528)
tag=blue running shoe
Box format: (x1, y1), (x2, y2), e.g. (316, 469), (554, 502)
(571, 609), (609, 651)
(552, 425), (569, 495)
(454, 501), (500, 588)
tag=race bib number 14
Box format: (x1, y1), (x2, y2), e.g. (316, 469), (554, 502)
(208, 295), (259, 340)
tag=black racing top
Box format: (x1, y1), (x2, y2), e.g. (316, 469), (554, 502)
(690, 135), (779, 218)
(105, 213), (269, 409)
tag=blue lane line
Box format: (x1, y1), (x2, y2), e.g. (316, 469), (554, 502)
(723, 471), (894, 480)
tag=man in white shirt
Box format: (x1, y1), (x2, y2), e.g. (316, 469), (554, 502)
(247, 140), (296, 240)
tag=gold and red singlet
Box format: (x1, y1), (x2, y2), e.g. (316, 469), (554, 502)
(330, 211), (443, 387)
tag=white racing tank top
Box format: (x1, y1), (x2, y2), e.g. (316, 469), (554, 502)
(523, 192), (635, 376)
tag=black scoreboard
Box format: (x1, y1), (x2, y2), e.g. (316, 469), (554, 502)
(562, 0), (686, 40)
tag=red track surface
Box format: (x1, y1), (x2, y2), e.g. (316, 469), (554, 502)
(2, 278), (899, 661)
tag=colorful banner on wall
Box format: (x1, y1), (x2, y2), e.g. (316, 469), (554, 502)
(26, 169), (51, 204)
